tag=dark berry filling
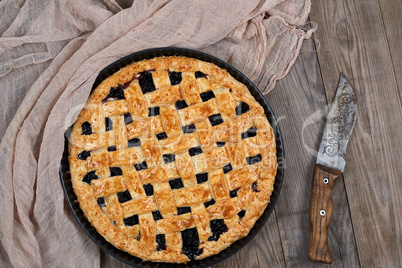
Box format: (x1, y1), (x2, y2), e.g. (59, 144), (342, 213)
(168, 71), (182, 85)
(175, 100), (188, 110)
(123, 113), (133, 125)
(177, 207), (191, 215)
(81, 121), (92, 135)
(200, 90), (215, 102)
(156, 132), (168, 140)
(238, 210), (246, 220)
(182, 123), (196, 134)
(107, 145), (116, 152)
(204, 199), (216, 208)
(169, 178), (184, 189)
(208, 114), (224, 126)
(229, 188), (239, 198)
(139, 71), (156, 94)
(78, 150), (91, 160)
(196, 172), (208, 184)
(152, 211), (163, 221)
(134, 161), (148, 171)
(252, 181), (260, 192)
(143, 184), (154, 196)
(241, 126), (257, 139)
(102, 85), (125, 103)
(235, 101), (250, 116)
(117, 190), (132, 203)
(223, 163), (233, 174)
(181, 228), (203, 260)
(163, 154), (176, 164)
(189, 146), (203, 156)
(105, 117), (113, 131)
(97, 197), (106, 207)
(128, 137), (141, 147)
(208, 219), (228, 241)
(247, 154), (262, 165)
(124, 214), (139, 226)
(216, 141), (225, 147)
(148, 106), (160, 117)
(110, 167), (122, 176)
(156, 234), (166, 251)
(195, 71), (207, 78)
(82, 170), (98, 184)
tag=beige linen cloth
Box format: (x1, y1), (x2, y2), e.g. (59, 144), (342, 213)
(0, 0), (314, 266)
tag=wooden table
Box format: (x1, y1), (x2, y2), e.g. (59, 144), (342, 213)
(103, 0), (402, 267)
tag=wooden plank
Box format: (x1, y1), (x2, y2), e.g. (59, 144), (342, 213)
(216, 210), (286, 268)
(378, 0), (402, 97)
(310, 0), (402, 266)
(266, 37), (359, 267)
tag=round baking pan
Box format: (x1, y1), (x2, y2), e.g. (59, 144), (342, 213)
(60, 47), (285, 267)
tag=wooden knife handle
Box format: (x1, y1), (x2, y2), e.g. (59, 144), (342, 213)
(307, 164), (342, 264)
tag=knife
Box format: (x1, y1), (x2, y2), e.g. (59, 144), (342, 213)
(307, 73), (357, 264)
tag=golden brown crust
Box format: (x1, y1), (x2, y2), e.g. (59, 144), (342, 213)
(68, 56), (277, 263)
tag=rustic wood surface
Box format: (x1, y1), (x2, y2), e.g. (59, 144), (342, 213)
(102, 0), (402, 267)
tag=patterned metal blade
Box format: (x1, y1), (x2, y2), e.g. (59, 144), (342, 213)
(316, 73), (358, 172)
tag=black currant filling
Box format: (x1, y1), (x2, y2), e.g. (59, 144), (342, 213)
(189, 146), (203, 156)
(196, 172), (208, 184)
(110, 167), (122, 176)
(124, 214), (139, 226)
(123, 113), (133, 125)
(252, 181), (260, 192)
(223, 163), (233, 174)
(102, 85), (125, 103)
(143, 184), (154, 196)
(204, 199), (216, 208)
(177, 207), (191, 215)
(152, 211), (163, 221)
(163, 154), (175, 164)
(195, 71), (207, 78)
(235, 101), (250, 116)
(168, 71), (182, 85)
(181, 228), (203, 260)
(156, 234), (166, 251)
(78, 150), (91, 160)
(134, 161), (148, 171)
(208, 114), (224, 126)
(238, 210), (246, 220)
(246, 154), (262, 165)
(81, 121), (92, 135)
(97, 197), (106, 207)
(229, 188), (239, 198)
(105, 117), (113, 131)
(169, 178), (184, 189)
(208, 219), (228, 241)
(139, 71), (156, 94)
(200, 90), (215, 102)
(117, 190), (132, 203)
(175, 100), (188, 110)
(82, 170), (98, 184)
(241, 126), (257, 139)
(216, 141), (225, 147)
(182, 123), (196, 134)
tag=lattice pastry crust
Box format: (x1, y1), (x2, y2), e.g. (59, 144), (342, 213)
(68, 56), (277, 263)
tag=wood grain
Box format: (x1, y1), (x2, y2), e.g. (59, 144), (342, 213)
(308, 164), (342, 264)
(378, 0), (402, 97)
(310, 0), (402, 266)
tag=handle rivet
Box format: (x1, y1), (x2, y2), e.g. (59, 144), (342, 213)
(320, 210), (326, 216)
(323, 178), (329, 184)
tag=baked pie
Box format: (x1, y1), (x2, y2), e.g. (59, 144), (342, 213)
(68, 55), (277, 263)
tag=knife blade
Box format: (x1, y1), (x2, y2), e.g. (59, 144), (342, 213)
(307, 73), (357, 264)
